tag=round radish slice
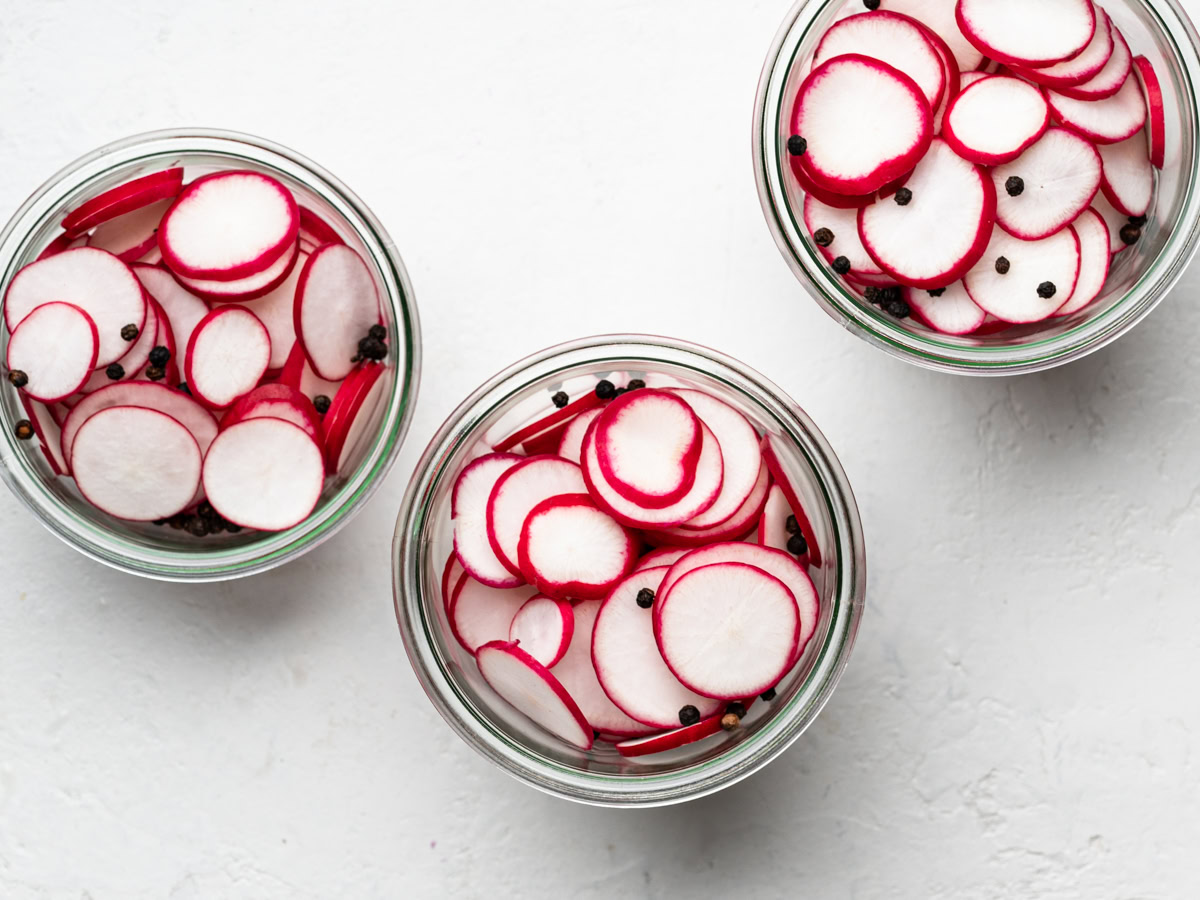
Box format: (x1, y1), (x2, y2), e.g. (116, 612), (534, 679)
(72, 406), (201, 521)
(1013, 5), (1113, 89)
(159, 171), (298, 281)
(1048, 74), (1147, 145)
(293, 244), (381, 382)
(1133, 56), (1166, 169)
(648, 458), (769, 548)
(517, 493), (638, 601)
(654, 562), (800, 700)
(132, 264), (210, 355)
(956, 0), (1095, 68)
(449, 576), (538, 654)
(858, 139), (995, 289)
(221, 383), (323, 441)
(964, 226), (1081, 323)
(86, 197), (173, 262)
(492, 388), (606, 453)
(803, 194), (884, 278)
(878, 0), (983, 72)
(615, 711), (728, 758)
(668, 389), (762, 530)
(991, 128), (1102, 240)
(6, 302), (98, 402)
(557, 406), (602, 464)
(452, 452), (525, 589)
(202, 417), (324, 531)
(477, 641), (593, 750)
(486, 456), (586, 577)
(279, 340), (343, 404)
(62, 168), (183, 237)
(593, 389), (701, 509)
(903, 280), (987, 336)
(322, 362), (387, 474)
(216, 249), (307, 372)
(1098, 130), (1154, 218)
(174, 241), (299, 303)
(1053, 25), (1132, 101)
(298, 206), (344, 247)
(759, 434), (821, 568)
(184, 306), (271, 409)
(508, 595), (574, 668)
(792, 54), (933, 196)
(942, 76), (1049, 166)
(592, 568), (722, 728)
(634, 548), (690, 572)
(1054, 209), (1111, 317)
(60, 381), (217, 464)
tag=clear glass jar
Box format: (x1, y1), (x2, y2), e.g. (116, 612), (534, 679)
(392, 335), (865, 806)
(0, 129), (420, 580)
(754, 0), (1200, 374)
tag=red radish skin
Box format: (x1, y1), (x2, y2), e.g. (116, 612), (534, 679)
(1053, 208), (1111, 317)
(646, 458), (769, 548)
(991, 128), (1102, 240)
(1053, 25), (1132, 101)
(476, 641), (594, 751)
(62, 167), (183, 237)
(132, 264), (210, 356)
(452, 452), (526, 588)
(941, 76), (1050, 166)
(920, 19), (962, 135)
(557, 406), (603, 464)
(60, 381), (217, 464)
(184, 306), (272, 409)
(758, 484), (793, 553)
(508, 595), (575, 668)
(20, 395), (68, 476)
(593, 389), (702, 509)
(760, 434), (821, 567)
(486, 456), (586, 578)
(293, 244), (381, 382)
(956, 0), (1095, 68)
(492, 391), (605, 453)
(174, 240), (300, 303)
(1048, 74), (1147, 145)
(1013, 5), (1114, 89)
(6, 302), (98, 403)
(804, 195), (885, 279)
(279, 340), (343, 404)
(1098, 130), (1154, 218)
(441, 553), (466, 616)
(520, 424), (570, 457)
(1133, 56), (1166, 169)
(964, 225), (1081, 323)
(903, 280), (987, 336)
(321, 362), (387, 474)
(86, 197), (172, 262)
(297, 206), (344, 246)
(788, 156), (876, 210)
(517, 493), (638, 601)
(449, 577), (538, 654)
(217, 249), (307, 371)
(614, 709), (730, 758)
(634, 547), (691, 572)
(878, 0), (983, 72)
(220, 383), (324, 442)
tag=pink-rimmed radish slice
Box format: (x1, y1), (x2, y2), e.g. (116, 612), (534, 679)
(72, 406), (201, 520)
(592, 567), (723, 729)
(132, 264), (210, 359)
(508, 594), (574, 668)
(654, 562), (799, 700)
(298, 206), (344, 247)
(958, 71), (989, 90)
(6, 302), (98, 402)
(1053, 208), (1111, 317)
(903, 280), (986, 336)
(1090, 191), (1135, 253)
(449, 576), (537, 654)
(137, 245), (163, 265)
(758, 484), (792, 553)
(293, 243), (381, 381)
(452, 452), (526, 588)
(1133, 56), (1166, 169)
(858, 138), (995, 289)
(788, 156), (875, 210)
(647, 457), (769, 548)
(879, 0), (983, 72)
(956, 0), (1095, 68)
(20, 395), (68, 475)
(615, 711), (727, 758)
(804, 194), (884, 278)
(321, 362), (387, 474)
(4, 248), (145, 368)
(634, 547), (690, 572)
(942, 76), (1049, 166)
(201, 417), (323, 531)
(62, 168), (183, 237)
(149, 297), (180, 385)
(486, 455), (586, 577)
(592, 389), (701, 509)
(103, 296), (159, 386)
(920, 20), (962, 135)
(668, 389), (762, 529)
(1052, 25), (1132, 101)
(221, 383), (323, 441)
(1013, 5), (1113, 89)
(813, 11), (946, 111)
(517, 493), (638, 601)
(159, 171), (298, 281)
(477, 641), (593, 750)
(36, 233), (89, 261)
(86, 197), (172, 262)
(964, 225), (1080, 323)
(174, 241), (299, 303)
(557, 406), (602, 464)
(1048, 75), (1147, 145)
(279, 340), (343, 404)
(60, 381), (217, 464)
(217, 249), (307, 371)
(1098, 130), (1154, 218)
(440, 553), (465, 615)
(183, 306), (271, 409)
(759, 434), (821, 567)
(792, 54), (933, 196)
(992, 128), (1102, 240)
(492, 389), (605, 453)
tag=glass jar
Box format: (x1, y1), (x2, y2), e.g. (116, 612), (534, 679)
(753, 0), (1200, 374)
(393, 335), (865, 806)
(0, 129), (420, 580)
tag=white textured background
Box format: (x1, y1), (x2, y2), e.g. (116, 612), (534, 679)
(2, 1), (1198, 897)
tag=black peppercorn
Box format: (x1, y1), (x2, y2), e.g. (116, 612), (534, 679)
(1119, 224), (1141, 246)
(863, 0), (881, 8)
(313, 395), (331, 414)
(14, 419), (34, 440)
(813, 227), (835, 247)
(357, 336), (387, 361)
(725, 701), (747, 718)
(1128, 214), (1147, 228)
(178, 383), (191, 396)
(995, 256), (1011, 275)
(785, 514), (799, 534)
(679, 705), (701, 726)
(832, 256), (851, 275)
(145, 366), (165, 381)
(551, 391), (569, 409)
(760, 687), (777, 702)
(787, 135), (807, 156)
(7, 369), (28, 388)
(187, 516), (210, 538)
(105, 363), (124, 380)
(1005, 176), (1025, 197)
(636, 588), (655, 609)
(595, 380), (616, 400)
(368, 324), (387, 341)
(148, 346), (171, 368)
(1037, 281), (1057, 299)
(863, 286), (882, 305)
(625, 379), (646, 391)
(884, 297), (911, 319)
(927, 287), (946, 297)
(120, 323), (139, 342)
(787, 532), (809, 556)
(894, 187), (913, 206)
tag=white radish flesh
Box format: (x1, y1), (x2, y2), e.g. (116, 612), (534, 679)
(486, 456), (586, 577)
(879, 0), (983, 72)
(593, 389), (701, 508)
(1054, 209), (1111, 317)
(1098, 130), (1154, 218)
(517, 493), (637, 601)
(62, 168), (182, 237)
(804, 194), (884, 278)
(476, 641), (593, 750)
(942, 76), (1049, 166)
(86, 197), (173, 262)
(904, 280), (986, 335)
(964, 226), (1081, 323)
(668, 389), (762, 530)
(60, 381), (216, 465)
(452, 452), (526, 588)
(648, 457), (769, 548)
(174, 241), (299, 302)
(956, 0), (1095, 68)
(991, 128), (1102, 240)
(449, 576), (538, 654)
(508, 595), (574, 668)
(184, 307), (271, 409)
(6, 302), (98, 402)
(217, 249), (307, 371)
(1014, 5), (1113, 89)
(1048, 74), (1147, 145)
(556, 406), (602, 464)
(132, 264), (210, 359)
(1053, 24), (1132, 101)
(293, 244), (381, 381)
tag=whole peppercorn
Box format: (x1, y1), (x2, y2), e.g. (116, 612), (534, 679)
(15, 419), (34, 440)
(196, 501), (215, 520)
(787, 135), (807, 157)
(148, 345), (171, 368)
(120, 323), (139, 342)
(894, 187), (913, 206)
(167, 514), (187, 530)
(368, 324), (387, 341)
(7, 369), (28, 388)
(1037, 281), (1057, 299)
(927, 287), (946, 297)
(995, 256), (1011, 275)
(551, 391), (569, 409)
(785, 514), (799, 534)
(883, 286), (902, 305)
(760, 687), (777, 702)
(831, 256), (851, 275)
(595, 380), (617, 400)
(187, 516), (210, 538)
(863, 286), (882, 305)
(224, 521), (242, 533)
(636, 588), (655, 609)
(313, 394), (331, 415)
(679, 705), (701, 726)
(1120, 224), (1142, 246)
(884, 297), (911, 319)
(1005, 176), (1025, 197)
(106, 363), (125, 380)
(863, 0), (881, 8)
(813, 227), (835, 247)
(614, 387), (627, 397)
(145, 366), (165, 381)
(357, 336), (387, 361)
(178, 383), (191, 396)
(1128, 214), (1148, 228)
(725, 701), (747, 718)
(787, 532), (809, 556)
(625, 379), (646, 392)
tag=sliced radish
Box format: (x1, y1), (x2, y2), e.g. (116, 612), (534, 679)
(803, 194), (884, 278)
(221, 383), (323, 441)
(757, 484), (792, 553)
(441, 555), (466, 619)
(648, 457), (769, 548)
(173, 241), (299, 303)
(991, 128), (1102, 240)
(1098, 130), (1154, 217)
(634, 547), (690, 571)
(1013, 5), (1113, 89)
(879, 0), (983, 72)
(72, 406), (201, 521)
(449, 576), (537, 654)
(1053, 208), (1111, 316)
(1048, 74), (1147, 144)
(279, 340), (343, 404)
(492, 389), (606, 453)
(486, 456), (586, 577)
(293, 244), (381, 382)
(218, 249), (307, 371)
(788, 156), (876, 209)
(956, 0), (1095, 68)
(202, 417), (324, 531)
(132, 264), (210, 356)
(958, 70), (989, 90)
(922, 21), (962, 135)
(476, 641), (593, 750)
(36, 233), (89, 261)
(760, 434), (821, 567)
(858, 138), (995, 289)
(184, 306), (271, 409)
(6, 302), (98, 402)
(668, 389), (762, 529)
(557, 406), (602, 464)
(791, 54), (933, 196)
(86, 197), (172, 262)
(62, 167), (183, 237)
(615, 711), (728, 758)
(20, 395), (68, 475)
(1133, 56), (1166, 169)
(73, 297), (157, 392)
(321, 362), (387, 474)
(964, 225), (1080, 322)
(517, 493), (638, 601)
(60, 381), (217, 464)
(593, 389), (701, 509)
(1052, 25), (1132, 101)
(297, 206), (344, 247)
(1090, 191), (1135, 253)
(942, 76), (1049, 165)
(903, 280), (986, 335)
(508, 595), (574, 668)
(452, 452), (525, 589)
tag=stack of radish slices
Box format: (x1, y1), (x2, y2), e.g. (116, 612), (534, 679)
(445, 376), (823, 757)
(791, 0), (1164, 334)
(4, 166), (392, 534)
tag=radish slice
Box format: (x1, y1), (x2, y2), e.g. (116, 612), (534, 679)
(174, 241), (299, 303)
(20, 395), (68, 475)
(647, 458), (769, 548)
(992, 128), (1102, 240)
(74, 297), (156, 391)
(508, 595), (574, 668)
(634, 548), (690, 572)
(1099, 130), (1154, 218)
(298, 206), (344, 247)
(903, 280), (987, 335)
(964, 226), (1081, 323)
(1013, 5), (1113, 89)
(293, 244), (381, 382)
(449, 576), (538, 654)
(1053, 208), (1111, 316)
(788, 156), (876, 209)
(72, 406), (201, 521)
(493, 390), (605, 453)
(923, 23), (962, 135)
(132, 264), (210, 360)
(279, 340), (343, 404)
(517, 493), (638, 601)
(654, 562), (800, 700)
(1048, 74), (1147, 145)
(486, 456), (586, 577)
(557, 406), (602, 464)
(321, 362), (387, 474)
(217, 249), (307, 371)
(880, 0), (983, 72)
(7, 302), (98, 402)
(958, 70), (989, 90)
(668, 389), (762, 529)
(221, 383), (323, 441)
(62, 167), (183, 237)
(592, 567), (723, 728)
(1052, 25), (1132, 101)
(159, 171), (299, 281)
(615, 710), (729, 758)
(760, 434), (821, 567)
(757, 484), (793, 553)
(1133, 56), (1166, 169)
(477, 641), (593, 750)
(440, 553), (465, 615)
(1090, 191), (1135, 253)
(942, 76), (1050, 166)
(202, 417), (324, 531)
(593, 389), (701, 509)
(858, 139), (995, 289)
(4, 248), (146, 368)
(792, 54), (933, 196)
(60, 381), (217, 464)
(86, 197), (172, 262)
(452, 452), (526, 588)
(184, 306), (271, 409)
(956, 0), (1095, 68)
(803, 194), (884, 278)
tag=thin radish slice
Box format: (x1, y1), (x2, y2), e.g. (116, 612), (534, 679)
(452, 452), (526, 588)
(493, 389), (606, 453)
(36, 233), (89, 261)
(174, 241), (299, 303)
(440, 553), (465, 614)
(477, 641), (593, 750)
(508, 595), (574, 668)
(803, 194), (884, 278)
(217, 249), (307, 371)
(297, 206), (344, 246)
(648, 458), (769, 548)
(202, 417), (323, 531)
(654, 562), (799, 700)
(760, 434), (821, 567)
(150, 298), (180, 385)
(517, 493), (638, 601)
(72, 406), (201, 520)
(964, 226), (1080, 323)
(62, 168), (183, 237)
(593, 389), (701, 509)
(6, 302), (98, 402)
(293, 243), (381, 382)
(557, 406), (602, 464)
(1048, 74), (1147, 145)
(20, 395), (68, 475)
(879, 0), (983, 72)
(592, 567), (723, 729)
(921, 22), (962, 135)
(903, 280), (987, 335)
(1053, 209), (1111, 317)
(486, 456), (586, 577)
(634, 548), (690, 572)
(60, 381), (217, 463)
(321, 362), (387, 474)
(788, 156), (876, 209)
(668, 389), (762, 529)
(758, 484), (793, 553)
(1090, 191), (1136, 253)
(86, 197), (172, 262)
(76, 297), (156, 391)
(1013, 5), (1113, 89)
(279, 340), (343, 404)
(449, 576), (538, 654)
(221, 383), (323, 441)
(942, 76), (1050, 165)
(184, 306), (271, 409)
(1099, 130), (1154, 218)
(1053, 25), (1132, 101)
(959, 71), (989, 90)
(858, 138), (995, 289)
(992, 128), (1102, 240)
(615, 711), (727, 758)
(132, 264), (210, 356)
(956, 0), (1095, 68)
(1133, 56), (1166, 169)
(792, 54), (933, 196)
